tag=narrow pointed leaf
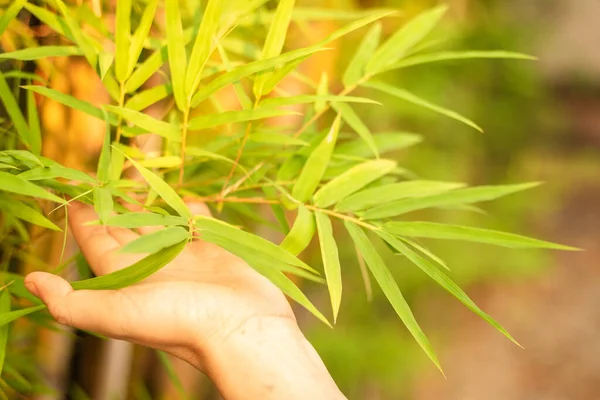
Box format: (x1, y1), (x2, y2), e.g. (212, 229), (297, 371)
(54, 0), (97, 67)
(315, 212), (342, 322)
(0, 0), (26, 35)
(336, 180), (464, 212)
(378, 231), (521, 347)
(72, 241), (186, 290)
(140, 156), (182, 169)
(0, 172), (64, 203)
(400, 237), (449, 271)
(185, 0), (224, 96)
(364, 80), (483, 132)
(0, 304), (46, 328)
(0, 197), (61, 230)
(0, 289), (9, 375)
(366, 5), (448, 73)
(317, 10), (396, 45)
(165, 0), (188, 110)
(187, 108), (297, 131)
(385, 221), (578, 250)
(18, 166), (95, 183)
(315, 72), (328, 112)
(127, 0), (158, 77)
(250, 132), (308, 146)
(343, 22), (381, 87)
(0, 46), (83, 60)
(97, 110), (112, 182)
(1, 272), (42, 304)
(261, 95), (378, 107)
(125, 84), (172, 111)
(105, 105), (180, 141)
(314, 159), (396, 208)
(292, 114), (342, 202)
(345, 221), (442, 372)
(125, 47), (168, 93)
(115, 0), (132, 82)
(334, 132), (422, 158)
(0, 72), (32, 150)
(104, 213), (187, 229)
(121, 152), (191, 219)
(26, 88), (42, 155)
(93, 187), (113, 223)
(280, 205), (315, 255)
(121, 227), (190, 254)
(362, 182), (540, 219)
(332, 102), (379, 157)
(23, 3), (72, 39)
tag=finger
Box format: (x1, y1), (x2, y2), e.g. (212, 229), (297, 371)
(24, 272), (129, 339)
(69, 202), (138, 275)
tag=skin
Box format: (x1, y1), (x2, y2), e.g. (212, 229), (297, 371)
(24, 202), (346, 399)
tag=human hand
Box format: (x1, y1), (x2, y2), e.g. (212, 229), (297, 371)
(24, 202), (345, 399)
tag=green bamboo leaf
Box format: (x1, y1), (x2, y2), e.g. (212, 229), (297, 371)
(280, 205), (315, 255)
(0, 0), (26, 36)
(261, 95), (378, 107)
(380, 50), (537, 72)
(343, 22), (381, 87)
(364, 80), (483, 132)
(194, 215), (318, 274)
(331, 102), (379, 157)
(334, 132), (422, 158)
(378, 231), (521, 347)
(366, 5), (447, 74)
(314, 72), (328, 113)
(3, 71), (48, 84)
(0, 304), (46, 328)
(125, 47), (168, 93)
(121, 227), (190, 254)
(385, 221), (578, 251)
(362, 182), (540, 219)
(399, 237), (449, 271)
(314, 159), (396, 208)
(315, 211), (342, 322)
(54, 0), (98, 68)
(72, 241), (186, 290)
(0, 46), (83, 60)
(26, 88), (42, 156)
(345, 221), (442, 372)
(185, 0), (224, 97)
(0, 72), (33, 151)
(18, 166), (95, 183)
(97, 109), (111, 182)
(261, 55), (310, 95)
(185, 147), (239, 167)
(0, 150), (43, 167)
(1, 272), (42, 304)
(105, 105), (181, 141)
(250, 132), (308, 147)
(114, 0), (132, 82)
(0, 197), (61, 231)
(98, 51), (114, 80)
(191, 47), (326, 107)
(23, 3), (72, 39)
(104, 212), (187, 229)
(317, 9), (396, 45)
(187, 108), (297, 131)
(165, 0), (188, 110)
(0, 289), (9, 376)
(292, 114), (342, 203)
(23, 86), (118, 124)
(253, 0), (296, 97)
(140, 156), (182, 169)
(110, 147), (125, 181)
(124, 84), (172, 111)
(93, 187), (113, 223)
(0, 172), (65, 203)
(336, 180), (464, 212)
(127, 0), (158, 77)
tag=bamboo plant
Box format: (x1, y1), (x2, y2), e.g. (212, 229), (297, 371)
(0, 0), (576, 392)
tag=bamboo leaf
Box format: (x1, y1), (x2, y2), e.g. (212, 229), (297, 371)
(0, 197), (61, 230)
(120, 151), (191, 219)
(93, 187), (113, 223)
(336, 180), (464, 212)
(381, 50), (537, 72)
(261, 95), (379, 107)
(0, 172), (65, 203)
(105, 105), (181, 141)
(26, 88), (42, 156)
(385, 221), (578, 250)
(121, 227), (190, 254)
(0, 289), (10, 376)
(97, 109), (111, 182)
(343, 22), (381, 87)
(125, 47), (168, 93)
(23, 3), (72, 39)
(104, 212), (187, 229)
(0, 46), (83, 60)
(262, 55), (310, 95)
(115, 0), (132, 82)
(315, 211), (342, 322)
(331, 102), (379, 157)
(253, 0), (296, 97)
(185, 0), (224, 97)
(280, 205), (315, 255)
(292, 114), (342, 203)
(140, 156), (182, 169)
(362, 182), (540, 219)
(54, 0), (98, 68)
(366, 5), (447, 74)
(165, 0), (188, 110)
(124, 84), (172, 111)
(314, 159), (396, 208)
(127, 0), (158, 77)
(400, 237), (449, 271)
(0, 0), (26, 36)
(250, 132), (308, 146)
(345, 221), (442, 373)
(0, 72), (33, 150)
(364, 80), (483, 132)
(0, 305), (46, 328)
(71, 241), (186, 290)
(1, 272), (42, 304)
(18, 166), (95, 183)
(334, 132), (422, 158)
(378, 231), (521, 347)
(318, 9), (396, 45)
(187, 108), (297, 131)
(315, 72), (328, 113)
(194, 215), (318, 274)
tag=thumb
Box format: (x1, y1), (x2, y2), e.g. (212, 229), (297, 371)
(24, 272), (125, 337)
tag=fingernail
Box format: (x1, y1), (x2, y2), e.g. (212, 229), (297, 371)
(24, 282), (40, 298)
